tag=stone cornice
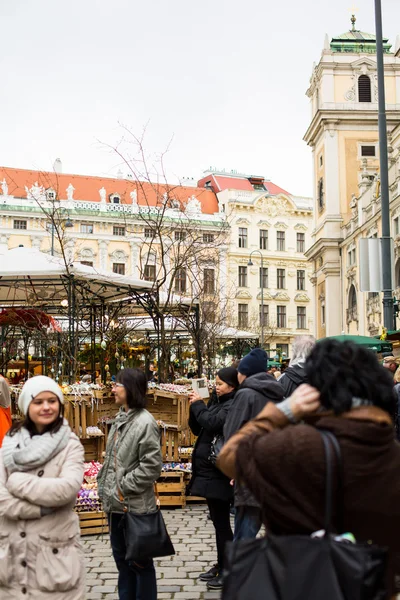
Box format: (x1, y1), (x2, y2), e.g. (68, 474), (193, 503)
(305, 237), (343, 260)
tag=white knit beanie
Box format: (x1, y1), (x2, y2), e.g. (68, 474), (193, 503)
(18, 376), (64, 415)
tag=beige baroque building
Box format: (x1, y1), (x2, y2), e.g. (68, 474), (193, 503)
(198, 170), (314, 358)
(304, 18), (400, 338)
(0, 165), (226, 299)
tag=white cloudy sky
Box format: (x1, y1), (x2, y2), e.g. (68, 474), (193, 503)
(1, 0), (399, 197)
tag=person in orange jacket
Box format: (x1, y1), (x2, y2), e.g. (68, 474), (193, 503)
(0, 376), (11, 446)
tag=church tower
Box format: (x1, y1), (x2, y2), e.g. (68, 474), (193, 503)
(304, 16), (400, 338)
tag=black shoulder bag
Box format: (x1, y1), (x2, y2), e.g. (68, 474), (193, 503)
(209, 433), (225, 465)
(222, 430), (388, 600)
(113, 430), (175, 562)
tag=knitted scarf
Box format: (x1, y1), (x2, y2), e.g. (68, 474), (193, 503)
(2, 418), (71, 474)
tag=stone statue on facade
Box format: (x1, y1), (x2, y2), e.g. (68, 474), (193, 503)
(99, 187), (106, 203)
(350, 194), (358, 219)
(25, 182), (46, 201)
(186, 195), (202, 214)
(1, 179), (8, 196)
(130, 190), (139, 213)
(66, 183), (75, 201)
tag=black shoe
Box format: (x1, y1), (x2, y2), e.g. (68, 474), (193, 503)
(207, 575), (224, 590)
(199, 564), (219, 581)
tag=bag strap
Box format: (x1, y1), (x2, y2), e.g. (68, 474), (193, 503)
(319, 430), (343, 535)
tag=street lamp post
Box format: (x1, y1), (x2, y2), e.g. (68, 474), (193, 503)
(50, 216), (73, 256)
(374, 0), (394, 330)
(248, 250), (264, 348)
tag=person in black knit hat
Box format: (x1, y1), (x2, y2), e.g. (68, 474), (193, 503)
(187, 367), (239, 591)
(224, 348), (284, 541)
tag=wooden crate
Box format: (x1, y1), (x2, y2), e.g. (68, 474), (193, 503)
(81, 437), (104, 462)
(64, 396), (100, 439)
(147, 390), (194, 446)
(79, 511), (109, 536)
(160, 426), (180, 462)
(157, 472), (186, 508)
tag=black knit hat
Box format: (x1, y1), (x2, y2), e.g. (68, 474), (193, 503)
(238, 348), (269, 378)
(217, 367), (239, 389)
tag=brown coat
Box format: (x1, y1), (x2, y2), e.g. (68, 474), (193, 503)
(218, 403), (400, 596)
(0, 433), (85, 599)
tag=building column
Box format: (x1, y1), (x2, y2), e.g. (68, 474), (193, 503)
(99, 240), (108, 270)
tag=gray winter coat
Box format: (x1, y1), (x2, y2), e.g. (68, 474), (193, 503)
(97, 408), (162, 514)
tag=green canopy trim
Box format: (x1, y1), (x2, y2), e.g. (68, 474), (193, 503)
(322, 335), (392, 353)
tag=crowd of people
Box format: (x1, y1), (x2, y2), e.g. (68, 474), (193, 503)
(1, 334), (400, 599)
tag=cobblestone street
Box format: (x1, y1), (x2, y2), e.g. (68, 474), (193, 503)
(83, 505), (222, 600)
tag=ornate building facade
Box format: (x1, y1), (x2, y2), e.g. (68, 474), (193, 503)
(198, 170), (314, 357)
(304, 18), (400, 338)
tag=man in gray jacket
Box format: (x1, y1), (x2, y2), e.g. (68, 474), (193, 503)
(224, 348), (284, 540)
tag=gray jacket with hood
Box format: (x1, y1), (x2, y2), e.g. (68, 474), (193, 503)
(97, 408), (162, 514)
(223, 372), (284, 507)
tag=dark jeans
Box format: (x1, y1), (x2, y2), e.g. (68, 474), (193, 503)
(233, 506), (262, 541)
(207, 498), (233, 570)
(108, 513), (157, 600)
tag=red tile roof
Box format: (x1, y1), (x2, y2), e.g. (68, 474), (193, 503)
(197, 173), (291, 196)
(0, 167), (219, 215)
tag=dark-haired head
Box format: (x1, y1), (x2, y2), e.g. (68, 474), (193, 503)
(305, 340), (395, 416)
(116, 368), (148, 409)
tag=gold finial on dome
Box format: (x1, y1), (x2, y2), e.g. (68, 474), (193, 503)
(349, 4), (359, 31)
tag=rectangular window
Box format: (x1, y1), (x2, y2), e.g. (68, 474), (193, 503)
(259, 304), (269, 326)
(296, 232), (305, 253)
(113, 263), (125, 275)
(348, 247), (356, 266)
(203, 233), (215, 243)
(113, 226), (126, 236)
(144, 264), (156, 281)
(238, 228), (248, 248)
(80, 223), (94, 234)
(277, 268), (285, 289)
(276, 343), (289, 357)
(13, 219), (27, 230)
(238, 266), (248, 287)
(297, 307), (307, 329)
(297, 270), (305, 290)
(321, 303), (326, 326)
(259, 229), (268, 250)
(238, 304), (248, 328)
(175, 231), (186, 242)
(259, 267), (268, 288)
(277, 231), (285, 251)
(80, 261), (93, 267)
(277, 305), (286, 329)
(144, 228), (155, 239)
(361, 145), (376, 157)
(174, 267), (187, 293)
(394, 217), (399, 237)
(204, 269), (215, 294)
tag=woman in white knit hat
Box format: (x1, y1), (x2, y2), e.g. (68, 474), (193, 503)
(0, 375), (85, 599)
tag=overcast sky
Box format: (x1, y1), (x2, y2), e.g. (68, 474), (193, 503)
(1, 0), (398, 197)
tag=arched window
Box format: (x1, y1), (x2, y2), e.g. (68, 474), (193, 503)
(347, 284), (358, 323)
(358, 75), (372, 103)
(318, 178), (324, 210)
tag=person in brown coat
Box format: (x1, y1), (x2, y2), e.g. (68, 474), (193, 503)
(218, 340), (400, 598)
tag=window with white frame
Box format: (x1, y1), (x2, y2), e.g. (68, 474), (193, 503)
(277, 231), (285, 251)
(113, 226), (126, 236)
(174, 268), (187, 293)
(296, 232), (305, 253)
(277, 305), (287, 328)
(259, 304), (269, 326)
(238, 304), (248, 328)
(297, 307), (307, 329)
(81, 223), (94, 234)
(238, 228), (248, 248)
(238, 266), (247, 287)
(277, 269), (286, 289)
(13, 219), (27, 230)
(297, 270), (305, 290)
(204, 269), (215, 294)
(259, 230), (268, 250)
(113, 263), (125, 275)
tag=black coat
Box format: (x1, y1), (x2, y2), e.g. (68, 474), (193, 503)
(279, 362), (308, 398)
(187, 390), (235, 502)
(223, 372), (284, 507)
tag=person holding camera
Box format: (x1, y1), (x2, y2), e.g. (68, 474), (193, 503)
(187, 368), (239, 591)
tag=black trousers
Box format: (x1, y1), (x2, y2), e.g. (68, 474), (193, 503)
(207, 498), (233, 570)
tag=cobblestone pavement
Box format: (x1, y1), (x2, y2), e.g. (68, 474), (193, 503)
(83, 505), (222, 600)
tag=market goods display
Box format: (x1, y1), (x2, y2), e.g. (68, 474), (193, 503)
(75, 462), (103, 513)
